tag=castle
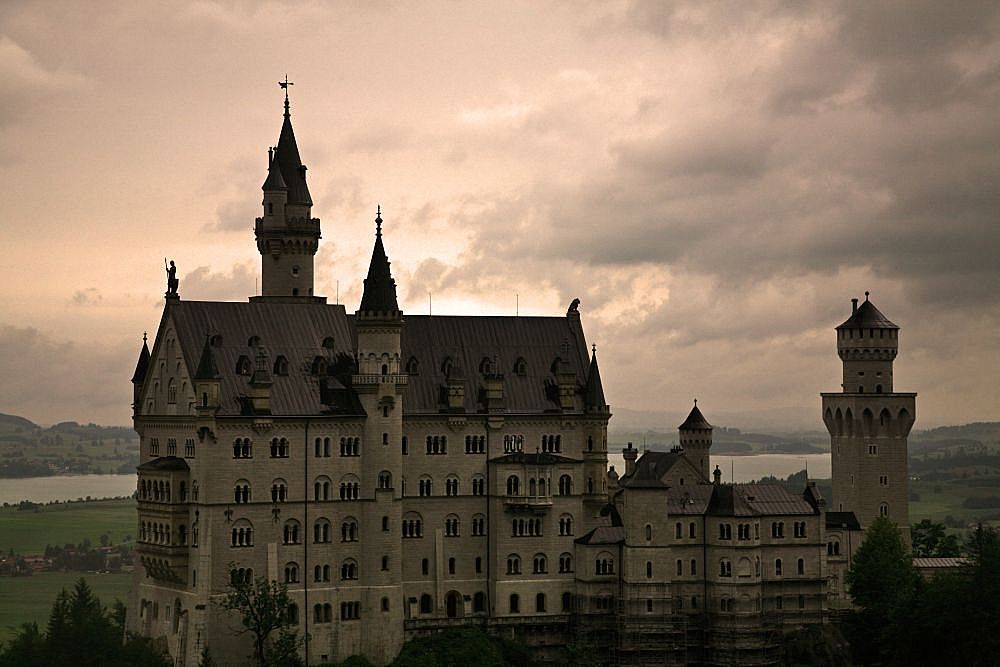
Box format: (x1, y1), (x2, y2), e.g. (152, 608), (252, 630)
(125, 92), (914, 666)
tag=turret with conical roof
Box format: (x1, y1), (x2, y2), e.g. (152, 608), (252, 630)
(359, 207), (400, 315)
(584, 345), (609, 415)
(678, 400), (712, 480)
(131, 333), (150, 415)
(252, 83), (323, 302)
(194, 335), (222, 417)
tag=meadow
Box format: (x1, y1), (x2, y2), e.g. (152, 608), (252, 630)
(0, 570), (132, 643)
(0, 498), (136, 554)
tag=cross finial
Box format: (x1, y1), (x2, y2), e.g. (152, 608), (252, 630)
(375, 204), (382, 236)
(865, 290), (870, 301)
(279, 75), (293, 116)
(592, 343), (597, 355)
(143, 331), (147, 344)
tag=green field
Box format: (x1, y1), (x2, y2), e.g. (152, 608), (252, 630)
(0, 498), (136, 554)
(0, 570), (132, 642)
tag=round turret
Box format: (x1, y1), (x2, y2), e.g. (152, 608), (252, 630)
(835, 292), (898, 393)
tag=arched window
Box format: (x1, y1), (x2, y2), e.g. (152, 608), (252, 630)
(233, 480), (251, 504)
(236, 356), (251, 375)
(506, 475), (520, 496)
(402, 513), (423, 538)
(339, 474), (360, 500)
(532, 554), (547, 574)
(797, 558), (805, 575)
(444, 514), (460, 537)
(472, 475), (486, 496)
(419, 475), (433, 497)
(559, 514), (574, 536)
(558, 474), (572, 495)
(880, 502), (889, 517)
(341, 559), (358, 580)
(775, 558), (783, 576)
(313, 518), (331, 544)
(341, 518), (358, 542)
(282, 519), (301, 545)
(645, 524), (653, 541)
(506, 554), (521, 575)
(230, 519), (254, 547)
(271, 478), (287, 503)
(719, 558), (732, 577)
(559, 553), (573, 573)
(310, 475), (330, 501)
(284, 562), (299, 584)
(445, 476), (459, 496)
(472, 513), (486, 536)
(233, 438), (252, 459)
(595, 553), (614, 575)
(378, 470), (392, 489)
(513, 357), (527, 376)
(406, 356), (419, 374)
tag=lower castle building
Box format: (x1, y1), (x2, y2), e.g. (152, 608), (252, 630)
(125, 91), (908, 666)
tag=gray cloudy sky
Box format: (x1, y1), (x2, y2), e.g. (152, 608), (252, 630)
(1, 1), (998, 429)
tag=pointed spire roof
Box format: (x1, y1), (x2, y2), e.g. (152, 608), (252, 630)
(194, 336), (220, 380)
(261, 146), (287, 191)
(270, 88), (312, 206)
(359, 207), (400, 313)
(584, 344), (608, 412)
(131, 333), (150, 384)
(837, 292), (898, 329)
(679, 401), (712, 431)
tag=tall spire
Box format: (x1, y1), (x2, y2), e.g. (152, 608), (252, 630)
(584, 344), (608, 413)
(359, 207), (399, 313)
(261, 146), (287, 191)
(272, 77), (311, 206)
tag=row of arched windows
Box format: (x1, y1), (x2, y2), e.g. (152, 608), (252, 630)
(505, 474), (573, 497)
(507, 592), (571, 614)
(139, 479), (171, 502)
(465, 435), (485, 453)
(826, 406), (912, 438)
(541, 434), (561, 453)
(426, 435), (447, 454)
(505, 552), (574, 575)
(269, 437), (289, 458)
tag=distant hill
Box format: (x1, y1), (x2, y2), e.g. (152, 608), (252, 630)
(0, 413), (138, 478)
(910, 422), (1000, 456)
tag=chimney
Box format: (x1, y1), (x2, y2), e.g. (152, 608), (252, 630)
(623, 442), (638, 477)
(851, 298), (858, 314)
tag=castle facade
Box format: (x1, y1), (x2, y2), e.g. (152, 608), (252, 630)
(125, 93), (911, 666)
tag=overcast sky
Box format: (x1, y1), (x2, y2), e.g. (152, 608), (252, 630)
(1, 1), (998, 430)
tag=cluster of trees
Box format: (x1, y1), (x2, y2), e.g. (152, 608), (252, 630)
(845, 517), (1000, 666)
(0, 579), (169, 667)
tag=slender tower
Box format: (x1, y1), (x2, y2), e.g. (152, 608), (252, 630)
(822, 293), (916, 536)
(252, 81), (323, 301)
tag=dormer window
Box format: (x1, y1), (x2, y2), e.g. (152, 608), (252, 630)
(513, 358), (527, 376)
(311, 356), (327, 376)
(322, 337), (336, 350)
(441, 357), (453, 377)
(210, 334), (223, 347)
(273, 355), (289, 376)
(248, 336), (261, 348)
(406, 356), (419, 375)
(236, 356), (252, 375)
(479, 357), (492, 375)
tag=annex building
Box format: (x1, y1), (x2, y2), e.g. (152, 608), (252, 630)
(125, 92), (914, 666)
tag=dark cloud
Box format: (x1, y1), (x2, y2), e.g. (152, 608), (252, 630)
(0, 324), (134, 426)
(180, 263), (257, 302)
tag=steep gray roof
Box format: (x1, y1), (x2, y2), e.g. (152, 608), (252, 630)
(400, 314), (591, 414)
(837, 296), (898, 329)
(272, 106), (312, 206)
(575, 525), (626, 545)
(826, 511), (861, 530)
(169, 300), (356, 416)
(164, 301), (592, 417)
(678, 404), (712, 430)
(358, 213), (399, 314)
(131, 335), (150, 384)
(137, 456), (189, 472)
(619, 451), (703, 489)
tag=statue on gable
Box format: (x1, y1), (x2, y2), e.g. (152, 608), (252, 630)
(165, 259), (179, 297)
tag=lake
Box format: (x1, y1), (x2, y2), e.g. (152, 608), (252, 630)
(0, 452), (831, 505)
(0, 474), (137, 505)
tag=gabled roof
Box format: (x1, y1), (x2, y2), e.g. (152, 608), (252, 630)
(678, 403), (712, 430)
(619, 451), (705, 489)
(131, 335), (150, 384)
(826, 511), (861, 530)
(575, 525), (626, 545)
(837, 295), (898, 329)
(137, 456), (190, 472)
(665, 485), (715, 515)
(731, 483), (819, 516)
(358, 212), (399, 314)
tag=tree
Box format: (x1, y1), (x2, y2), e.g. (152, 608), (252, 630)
(219, 567), (301, 667)
(910, 519), (961, 557)
(844, 517), (919, 665)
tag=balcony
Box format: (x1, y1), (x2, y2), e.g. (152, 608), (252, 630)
(504, 495), (553, 512)
(352, 374), (408, 386)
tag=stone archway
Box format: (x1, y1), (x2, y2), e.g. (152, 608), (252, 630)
(445, 591), (463, 618)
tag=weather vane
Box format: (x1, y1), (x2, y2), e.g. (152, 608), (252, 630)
(279, 75), (294, 114)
